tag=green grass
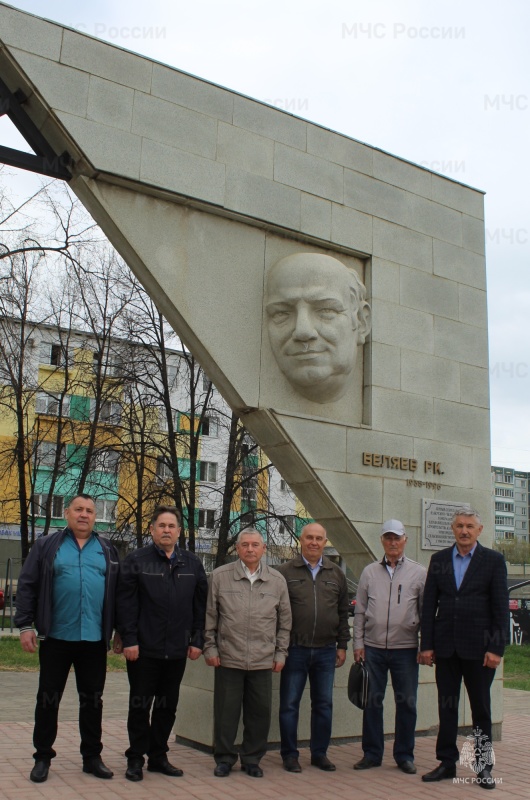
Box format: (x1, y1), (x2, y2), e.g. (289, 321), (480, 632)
(503, 644), (530, 691)
(1, 637), (528, 685)
(0, 636), (126, 672)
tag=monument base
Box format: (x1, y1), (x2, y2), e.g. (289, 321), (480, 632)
(174, 650), (504, 749)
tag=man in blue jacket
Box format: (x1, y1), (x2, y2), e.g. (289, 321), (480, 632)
(420, 508), (509, 789)
(15, 494), (120, 784)
(116, 505), (207, 782)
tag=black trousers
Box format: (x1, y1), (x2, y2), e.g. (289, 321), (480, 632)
(435, 653), (496, 765)
(34, 638), (107, 762)
(125, 655), (187, 763)
(213, 666), (272, 766)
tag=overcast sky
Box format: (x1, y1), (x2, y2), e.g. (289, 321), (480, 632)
(1, 0), (529, 469)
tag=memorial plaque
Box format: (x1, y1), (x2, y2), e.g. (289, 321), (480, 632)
(421, 499), (471, 550)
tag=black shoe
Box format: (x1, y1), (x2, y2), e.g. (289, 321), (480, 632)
(477, 768), (495, 790)
(283, 757), (302, 773)
(125, 759), (143, 782)
(398, 761), (417, 774)
(82, 757), (114, 779)
(354, 757), (381, 770)
(146, 758), (183, 776)
(241, 763), (264, 777)
(422, 763), (456, 782)
(311, 755), (336, 771)
(214, 762), (232, 777)
(30, 761), (49, 783)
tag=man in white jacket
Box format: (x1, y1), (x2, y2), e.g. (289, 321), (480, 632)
(353, 520), (426, 774)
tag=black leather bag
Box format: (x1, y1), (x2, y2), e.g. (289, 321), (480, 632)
(348, 658), (369, 709)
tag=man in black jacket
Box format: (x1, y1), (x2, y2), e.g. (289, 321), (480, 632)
(116, 505), (207, 782)
(14, 494), (120, 784)
(419, 508), (509, 789)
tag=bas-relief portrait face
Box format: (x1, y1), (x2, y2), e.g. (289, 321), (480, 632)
(265, 253), (371, 404)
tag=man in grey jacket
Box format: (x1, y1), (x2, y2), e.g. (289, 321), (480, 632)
(204, 529), (291, 778)
(353, 519), (426, 774)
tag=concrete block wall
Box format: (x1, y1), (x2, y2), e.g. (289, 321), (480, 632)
(0, 1), (491, 563)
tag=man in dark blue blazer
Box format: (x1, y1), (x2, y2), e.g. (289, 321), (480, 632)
(419, 508), (509, 789)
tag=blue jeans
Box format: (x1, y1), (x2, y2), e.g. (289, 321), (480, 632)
(279, 644), (336, 759)
(362, 646), (419, 765)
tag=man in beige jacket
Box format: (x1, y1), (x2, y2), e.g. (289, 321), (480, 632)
(204, 530), (291, 778)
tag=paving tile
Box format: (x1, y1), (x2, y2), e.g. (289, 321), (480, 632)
(0, 670), (527, 800)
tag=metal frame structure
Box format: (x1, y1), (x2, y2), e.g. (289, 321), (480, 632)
(0, 76), (71, 180)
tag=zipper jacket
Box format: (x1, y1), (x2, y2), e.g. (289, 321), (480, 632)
(275, 555), (350, 649)
(353, 556), (427, 650)
(117, 543), (207, 659)
(14, 528), (120, 646)
(203, 560), (292, 669)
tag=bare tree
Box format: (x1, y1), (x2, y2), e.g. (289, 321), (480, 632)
(0, 174), (303, 564)
(0, 179), (87, 558)
(0, 179), (128, 557)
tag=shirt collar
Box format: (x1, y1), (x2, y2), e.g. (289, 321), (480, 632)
(155, 545), (177, 561)
(240, 559), (262, 579)
(66, 527), (94, 544)
(454, 544), (477, 559)
(382, 555), (405, 568)
(302, 555), (323, 570)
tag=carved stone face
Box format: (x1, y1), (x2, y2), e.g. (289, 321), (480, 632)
(265, 253), (370, 403)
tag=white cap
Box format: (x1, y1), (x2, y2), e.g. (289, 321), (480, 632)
(381, 519), (406, 536)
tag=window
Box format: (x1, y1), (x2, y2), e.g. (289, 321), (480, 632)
(519, 521), (527, 530)
(33, 494), (64, 518)
(280, 479), (288, 492)
(279, 515), (296, 535)
(495, 501), (513, 512)
(495, 488), (514, 498)
(35, 392), (70, 417)
(198, 509), (215, 529)
(92, 450), (120, 473)
(158, 408), (179, 432)
(202, 373), (212, 392)
(90, 399), (121, 424)
(109, 354), (125, 378)
(242, 480), (258, 504)
(200, 461), (217, 482)
(503, 474), (514, 483)
(202, 416), (219, 437)
(504, 531), (515, 540)
(522, 493), (527, 501)
(156, 457), (173, 481)
(167, 365), (178, 389)
(95, 499), (116, 522)
(39, 342), (73, 367)
(239, 512), (254, 530)
(522, 508), (527, 515)
(36, 442), (66, 470)
(495, 515), (514, 527)
(242, 434), (254, 450)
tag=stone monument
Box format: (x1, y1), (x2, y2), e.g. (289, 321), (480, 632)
(0, 2), (496, 745)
